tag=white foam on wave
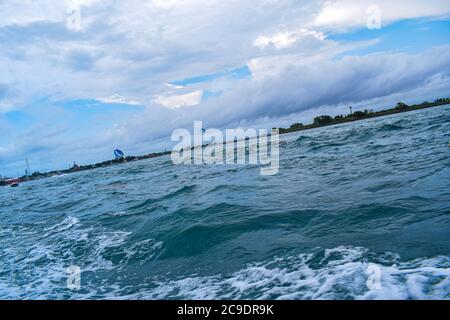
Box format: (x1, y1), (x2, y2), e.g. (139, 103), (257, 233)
(0, 215), (164, 299)
(51, 174), (68, 179)
(44, 216), (80, 233)
(109, 211), (135, 217)
(122, 239), (163, 266)
(143, 246), (449, 300)
(360, 258), (450, 300)
(1, 232), (448, 300)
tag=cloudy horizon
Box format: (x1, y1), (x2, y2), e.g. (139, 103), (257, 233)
(1, 0), (450, 176)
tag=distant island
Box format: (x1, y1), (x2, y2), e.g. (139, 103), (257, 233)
(1, 97), (449, 187)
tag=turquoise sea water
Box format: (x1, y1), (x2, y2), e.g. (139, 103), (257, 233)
(0, 106), (449, 300)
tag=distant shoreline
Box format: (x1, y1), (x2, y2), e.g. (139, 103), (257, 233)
(276, 98), (449, 135)
(1, 97), (448, 187)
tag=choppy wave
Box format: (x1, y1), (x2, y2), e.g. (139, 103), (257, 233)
(143, 246), (449, 300)
(0, 106), (449, 299)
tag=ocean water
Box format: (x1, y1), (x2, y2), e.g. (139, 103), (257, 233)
(0, 106), (449, 300)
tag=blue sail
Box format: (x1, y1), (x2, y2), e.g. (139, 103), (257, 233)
(114, 149), (125, 158)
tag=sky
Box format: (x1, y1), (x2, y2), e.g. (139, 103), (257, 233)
(1, 0), (450, 177)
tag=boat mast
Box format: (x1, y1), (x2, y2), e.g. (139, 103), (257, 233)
(25, 158), (30, 177)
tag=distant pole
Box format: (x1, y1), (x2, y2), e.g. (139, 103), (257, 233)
(349, 106), (353, 115)
(25, 158), (30, 177)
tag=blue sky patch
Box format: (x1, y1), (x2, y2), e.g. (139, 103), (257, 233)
(171, 65), (252, 87)
(330, 18), (450, 57)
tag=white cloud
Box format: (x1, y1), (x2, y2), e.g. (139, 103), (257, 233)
(254, 28), (326, 49)
(154, 90), (203, 109)
(96, 94), (141, 105)
(69, 0), (102, 7)
(248, 38), (380, 80)
(0, 0), (102, 28)
(166, 83), (185, 90)
(314, 0), (450, 30)
(149, 0), (209, 10)
(0, 99), (15, 114)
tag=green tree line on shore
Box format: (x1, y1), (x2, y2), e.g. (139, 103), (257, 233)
(278, 98), (450, 134)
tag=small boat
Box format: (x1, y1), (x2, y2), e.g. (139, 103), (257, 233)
(1, 178), (21, 187)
